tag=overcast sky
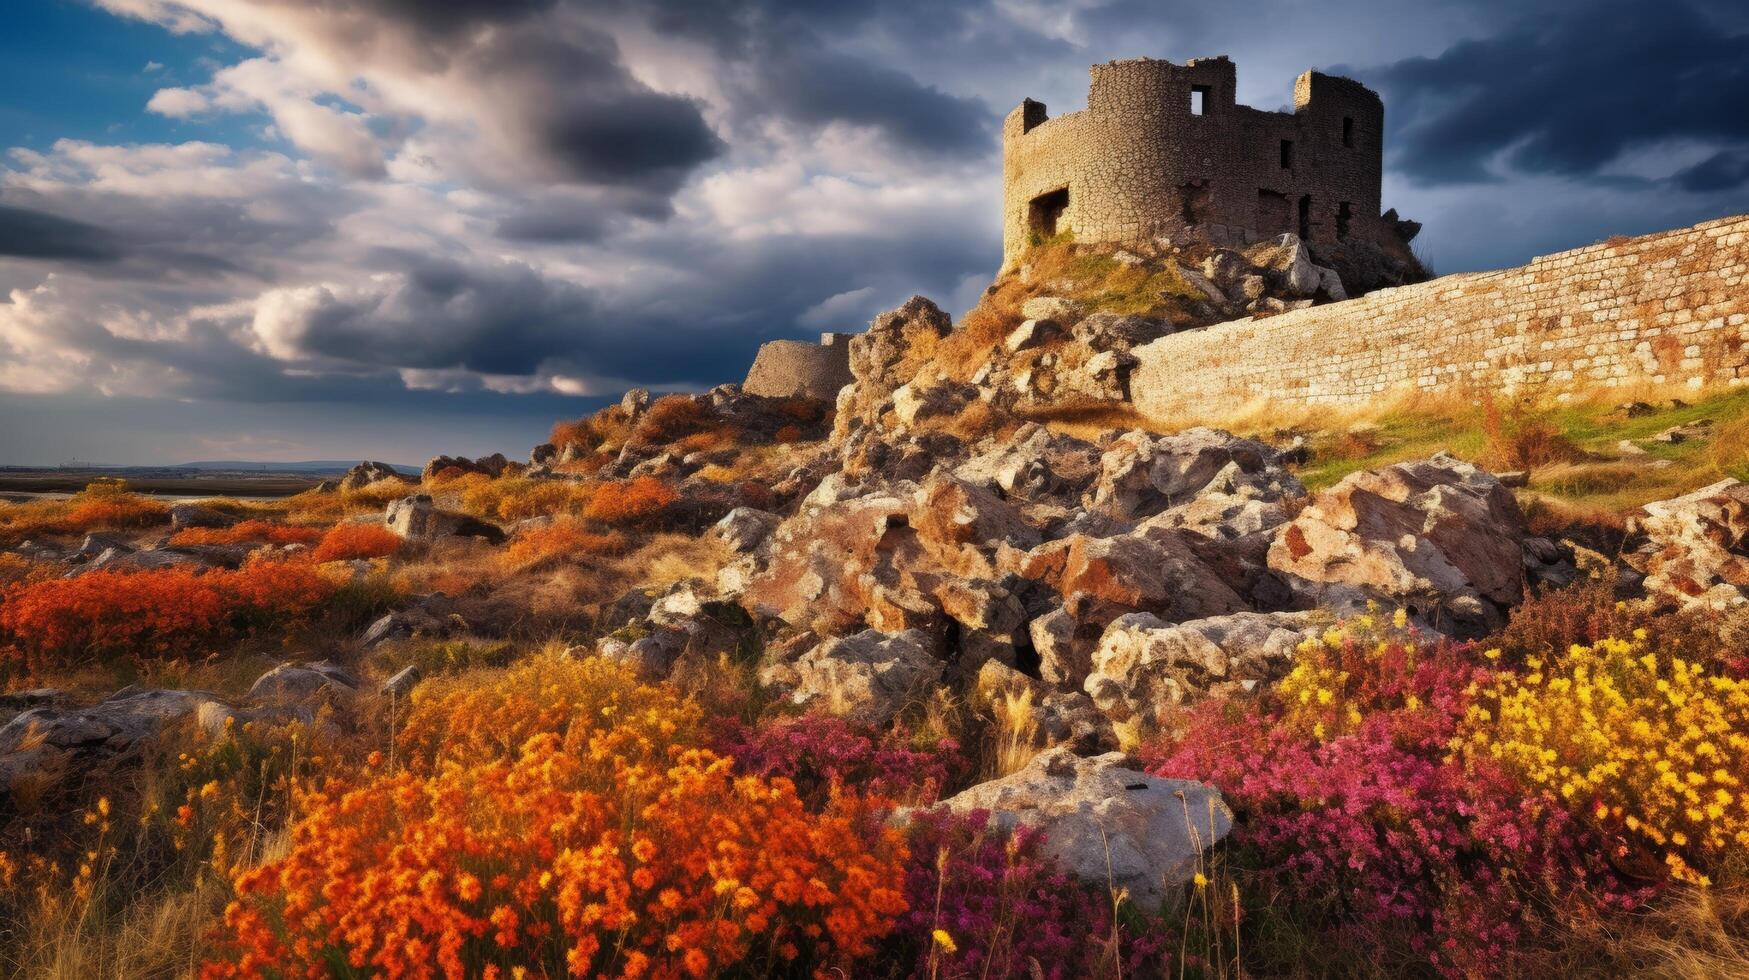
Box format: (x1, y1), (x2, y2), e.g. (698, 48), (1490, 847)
(2, 0), (1747, 465)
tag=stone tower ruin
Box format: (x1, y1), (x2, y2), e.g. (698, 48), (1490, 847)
(1002, 56), (1402, 270)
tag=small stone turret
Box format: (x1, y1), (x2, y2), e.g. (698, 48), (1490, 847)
(1002, 56), (1400, 269)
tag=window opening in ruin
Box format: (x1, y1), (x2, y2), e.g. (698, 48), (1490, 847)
(1297, 195), (1312, 240)
(1257, 189), (1290, 236)
(1190, 85), (1210, 115)
(1028, 187), (1070, 240)
(1337, 202), (1353, 241)
(1279, 139), (1294, 169)
(1342, 116), (1354, 147)
(1179, 180), (1212, 225)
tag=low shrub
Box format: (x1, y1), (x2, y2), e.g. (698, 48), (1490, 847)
(0, 559), (334, 673)
(713, 713), (966, 809)
(1481, 399), (1584, 472)
(500, 519), (626, 571)
(634, 394), (715, 443)
(1462, 633), (1749, 886)
(583, 476), (678, 526)
(458, 475), (597, 522)
(169, 520), (321, 549)
(0, 481), (170, 542)
(307, 523), (402, 563)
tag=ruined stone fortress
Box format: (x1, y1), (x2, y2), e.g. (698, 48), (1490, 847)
(1002, 56), (1397, 269)
(741, 54), (1749, 414)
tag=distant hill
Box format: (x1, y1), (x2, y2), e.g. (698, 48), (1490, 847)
(172, 460), (418, 475)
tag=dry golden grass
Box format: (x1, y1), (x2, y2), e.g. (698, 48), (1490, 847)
(986, 686), (1040, 779)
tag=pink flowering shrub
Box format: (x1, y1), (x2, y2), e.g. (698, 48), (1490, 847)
(712, 712), (966, 808)
(881, 808), (1175, 979)
(1144, 624), (1654, 977)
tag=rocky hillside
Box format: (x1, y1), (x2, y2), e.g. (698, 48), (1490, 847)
(2, 240), (1747, 975)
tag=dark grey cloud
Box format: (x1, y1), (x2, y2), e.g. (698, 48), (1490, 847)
(1676, 150), (1749, 193)
(1351, 0), (1749, 187)
(0, 205), (123, 261)
(751, 47), (991, 156)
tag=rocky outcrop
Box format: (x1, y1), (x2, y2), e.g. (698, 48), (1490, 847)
(0, 688), (236, 800)
(384, 494), (505, 543)
(1628, 479), (1749, 607)
(421, 453), (512, 484)
(791, 628), (943, 726)
(1086, 611), (1326, 723)
(938, 747), (1231, 910)
(337, 461), (410, 491)
(1266, 454), (1527, 636)
(836, 297), (954, 440)
(246, 660), (359, 707)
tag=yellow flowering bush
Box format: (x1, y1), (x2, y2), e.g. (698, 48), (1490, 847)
(1462, 632), (1749, 885)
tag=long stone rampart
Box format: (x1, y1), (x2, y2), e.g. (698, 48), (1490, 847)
(1131, 214), (1749, 419)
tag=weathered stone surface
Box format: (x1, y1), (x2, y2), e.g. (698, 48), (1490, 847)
(0, 688), (237, 799)
(384, 494), (505, 543)
(743, 338), (853, 400)
(337, 461), (408, 492)
(838, 296), (954, 438)
(1071, 313), (1170, 353)
(891, 378), (975, 426)
(1009, 525), (1248, 625)
(1020, 296), (1085, 324)
(247, 661), (359, 706)
(1089, 427), (1295, 521)
(1086, 611), (1325, 721)
(954, 424), (1103, 504)
(1131, 215), (1749, 422)
(938, 747), (1231, 909)
(1266, 454), (1527, 636)
(713, 507), (781, 553)
(791, 628), (943, 726)
(421, 453), (512, 484)
(1628, 479), (1749, 607)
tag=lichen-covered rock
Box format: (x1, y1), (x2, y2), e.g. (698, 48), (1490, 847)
(1007, 525), (1247, 626)
(1070, 312), (1171, 353)
(953, 424), (1103, 504)
(1266, 454), (1527, 636)
(1089, 427), (1294, 521)
(1086, 611), (1326, 722)
(713, 507), (781, 553)
(384, 494), (505, 543)
(891, 378), (976, 426)
(1628, 479), (1749, 607)
(337, 461), (409, 491)
(937, 747), (1231, 910)
(1020, 296), (1085, 324)
(791, 628), (943, 726)
(247, 660), (358, 707)
(836, 296), (954, 439)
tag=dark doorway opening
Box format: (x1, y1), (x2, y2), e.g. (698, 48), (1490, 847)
(1029, 187), (1069, 240)
(1297, 195), (1312, 240)
(1342, 116), (1355, 148)
(1337, 202), (1353, 241)
(1279, 139), (1294, 170)
(1179, 179), (1212, 225)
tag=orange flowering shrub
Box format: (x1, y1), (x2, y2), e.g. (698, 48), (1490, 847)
(170, 519), (322, 548)
(308, 523), (403, 563)
(583, 477), (678, 526)
(0, 559), (334, 671)
(635, 395), (715, 443)
(209, 658), (908, 978)
(500, 519), (627, 571)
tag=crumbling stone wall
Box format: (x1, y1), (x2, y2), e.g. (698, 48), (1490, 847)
(742, 333), (855, 399)
(1002, 57), (1393, 270)
(1130, 214), (1749, 418)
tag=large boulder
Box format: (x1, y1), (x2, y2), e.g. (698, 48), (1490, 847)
(170, 503), (237, 531)
(1007, 525), (1248, 626)
(384, 494), (505, 543)
(938, 747), (1231, 910)
(837, 297), (954, 438)
(1627, 479), (1749, 607)
(246, 660), (359, 707)
(1266, 454), (1527, 636)
(791, 628), (943, 726)
(954, 424), (1103, 505)
(1086, 611), (1326, 723)
(1089, 428), (1295, 521)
